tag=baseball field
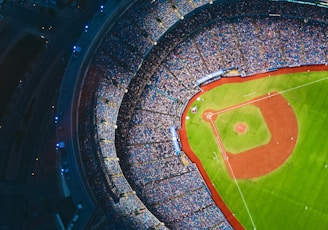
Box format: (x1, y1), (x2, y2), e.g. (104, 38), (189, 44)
(180, 66), (328, 229)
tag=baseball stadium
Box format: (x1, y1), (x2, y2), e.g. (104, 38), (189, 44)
(56, 0), (328, 229)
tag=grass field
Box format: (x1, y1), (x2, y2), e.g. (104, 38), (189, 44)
(214, 104), (271, 154)
(185, 71), (328, 229)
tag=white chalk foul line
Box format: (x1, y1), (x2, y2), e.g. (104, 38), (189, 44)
(209, 119), (257, 229)
(212, 76), (328, 116)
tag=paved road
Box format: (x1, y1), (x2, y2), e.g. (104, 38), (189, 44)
(0, 1), (105, 228)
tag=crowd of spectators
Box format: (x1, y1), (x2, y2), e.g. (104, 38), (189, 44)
(169, 15), (328, 77)
(93, 78), (168, 228)
(142, 170), (208, 205)
(135, 86), (180, 115)
(111, 17), (154, 58)
(76, 0), (328, 229)
(77, 41), (165, 229)
(125, 142), (176, 165)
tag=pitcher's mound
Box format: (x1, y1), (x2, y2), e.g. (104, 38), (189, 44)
(234, 122), (248, 134)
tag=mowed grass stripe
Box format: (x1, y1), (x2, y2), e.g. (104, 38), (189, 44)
(185, 71), (328, 229)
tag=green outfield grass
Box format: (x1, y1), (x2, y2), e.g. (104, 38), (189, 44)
(185, 71), (328, 229)
(214, 104), (271, 154)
